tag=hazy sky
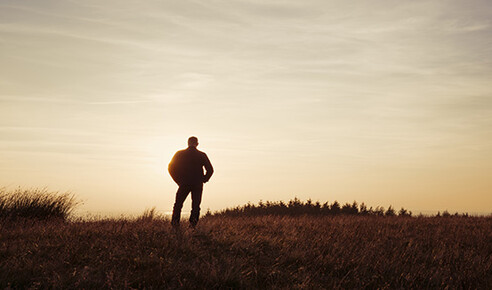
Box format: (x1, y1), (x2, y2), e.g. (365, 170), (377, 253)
(1, 0), (491, 215)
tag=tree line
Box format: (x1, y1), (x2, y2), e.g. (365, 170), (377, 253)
(208, 198), (472, 218)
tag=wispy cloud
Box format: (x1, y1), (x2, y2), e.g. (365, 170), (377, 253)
(87, 100), (155, 105)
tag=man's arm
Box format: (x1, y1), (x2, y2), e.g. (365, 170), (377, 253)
(203, 154), (214, 183)
(168, 152), (182, 185)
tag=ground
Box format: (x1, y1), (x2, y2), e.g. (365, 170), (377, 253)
(1, 215), (491, 288)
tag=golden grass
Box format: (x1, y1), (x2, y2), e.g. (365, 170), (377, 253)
(1, 215), (490, 288)
(0, 188), (78, 221)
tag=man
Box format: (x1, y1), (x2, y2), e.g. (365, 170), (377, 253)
(169, 136), (214, 228)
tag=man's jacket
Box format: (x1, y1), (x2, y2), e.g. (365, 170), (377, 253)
(168, 147), (214, 186)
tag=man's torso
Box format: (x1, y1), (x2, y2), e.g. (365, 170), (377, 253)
(171, 148), (207, 185)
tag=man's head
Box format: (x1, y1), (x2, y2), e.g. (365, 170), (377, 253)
(188, 136), (199, 148)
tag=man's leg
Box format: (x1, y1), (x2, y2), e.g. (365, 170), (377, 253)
(171, 185), (190, 226)
(189, 184), (203, 227)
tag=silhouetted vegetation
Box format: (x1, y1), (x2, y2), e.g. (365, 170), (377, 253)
(210, 198), (415, 217)
(210, 198), (476, 218)
(0, 188), (78, 221)
(1, 189), (488, 287)
(1, 215), (491, 288)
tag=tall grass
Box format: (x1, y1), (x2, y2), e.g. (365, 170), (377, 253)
(1, 215), (490, 288)
(0, 188), (78, 221)
(138, 207), (158, 222)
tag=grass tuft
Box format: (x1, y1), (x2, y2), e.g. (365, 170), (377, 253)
(0, 187), (78, 221)
(138, 207), (158, 222)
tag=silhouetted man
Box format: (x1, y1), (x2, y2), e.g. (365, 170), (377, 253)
(169, 136), (213, 228)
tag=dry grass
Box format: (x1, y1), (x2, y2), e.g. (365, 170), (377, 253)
(1, 215), (490, 289)
(0, 188), (78, 221)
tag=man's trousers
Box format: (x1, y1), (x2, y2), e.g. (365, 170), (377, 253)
(171, 183), (203, 227)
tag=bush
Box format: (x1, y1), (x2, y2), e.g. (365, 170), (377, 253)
(0, 188), (78, 221)
(213, 199), (413, 218)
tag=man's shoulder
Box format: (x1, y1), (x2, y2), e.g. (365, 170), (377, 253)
(174, 149), (187, 157)
(186, 147), (206, 155)
(197, 149), (208, 157)
(180, 148), (209, 159)
(191, 149), (209, 161)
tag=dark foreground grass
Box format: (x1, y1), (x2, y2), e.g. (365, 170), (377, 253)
(1, 215), (491, 289)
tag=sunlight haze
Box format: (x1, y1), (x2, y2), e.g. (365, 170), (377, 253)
(1, 0), (491, 216)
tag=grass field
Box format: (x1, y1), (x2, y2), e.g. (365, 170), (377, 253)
(1, 214), (491, 289)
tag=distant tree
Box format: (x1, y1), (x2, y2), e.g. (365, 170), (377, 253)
(305, 199), (314, 214)
(374, 206), (385, 216)
(341, 202), (358, 215)
(385, 206), (396, 216)
(277, 201), (287, 215)
(320, 202), (330, 215)
(313, 201), (321, 215)
(359, 203), (369, 215)
(341, 203), (352, 215)
(398, 207), (412, 217)
(350, 201), (359, 215)
(210, 198), (419, 218)
(288, 198), (302, 209)
(330, 201), (341, 215)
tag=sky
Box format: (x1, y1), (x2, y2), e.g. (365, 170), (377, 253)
(1, 0), (491, 216)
